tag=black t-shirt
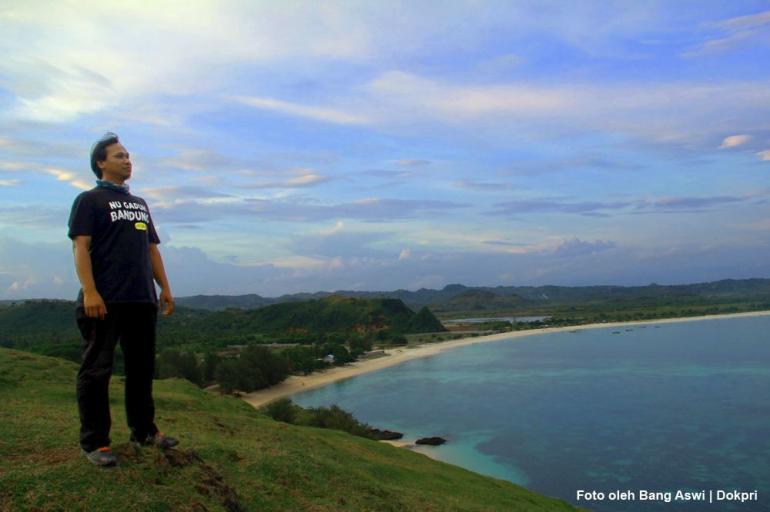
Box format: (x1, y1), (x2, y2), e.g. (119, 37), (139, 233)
(68, 187), (160, 304)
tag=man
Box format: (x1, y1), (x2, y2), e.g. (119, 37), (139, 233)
(68, 132), (178, 467)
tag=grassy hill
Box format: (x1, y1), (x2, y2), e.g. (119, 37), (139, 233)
(0, 348), (581, 512)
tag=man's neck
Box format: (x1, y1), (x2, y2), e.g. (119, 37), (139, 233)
(101, 177), (125, 186)
(96, 178), (130, 193)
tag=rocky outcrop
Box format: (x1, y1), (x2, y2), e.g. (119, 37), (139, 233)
(367, 428), (404, 441)
(415, 436), (446, 446)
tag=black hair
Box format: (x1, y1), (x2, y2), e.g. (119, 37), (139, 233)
(90, 132), (120, 179)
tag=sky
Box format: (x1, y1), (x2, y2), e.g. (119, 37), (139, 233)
(1, 1), (770, 299)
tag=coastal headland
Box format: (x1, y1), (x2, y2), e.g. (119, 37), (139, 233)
(242, 309), (770, 410)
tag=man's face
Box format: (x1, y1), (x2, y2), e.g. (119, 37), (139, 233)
(98, 143), (132, 183)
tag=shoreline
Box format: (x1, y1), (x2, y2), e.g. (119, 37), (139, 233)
(241, 309), (770, 410)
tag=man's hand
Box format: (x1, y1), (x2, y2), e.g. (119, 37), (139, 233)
(83, 289), (107, 319)
(159, 288), (175, 317)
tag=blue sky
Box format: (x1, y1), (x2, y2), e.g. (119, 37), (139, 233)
(1, 1), (770, 299)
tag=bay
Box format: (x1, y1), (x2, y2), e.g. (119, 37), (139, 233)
(292, 316), (770, 511)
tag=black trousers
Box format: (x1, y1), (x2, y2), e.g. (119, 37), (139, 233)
(76, 302), (158, 452)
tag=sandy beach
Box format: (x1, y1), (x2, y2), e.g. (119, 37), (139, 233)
(242, 310), (770, 410)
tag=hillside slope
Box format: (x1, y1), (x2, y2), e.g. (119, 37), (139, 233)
(0, 348), (581, 512)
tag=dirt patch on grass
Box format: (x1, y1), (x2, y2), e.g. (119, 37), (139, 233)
(107, 444), (246, 512)
(159, 448), (246, 512)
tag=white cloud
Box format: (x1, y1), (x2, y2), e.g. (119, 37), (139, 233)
(358, 72), (770, 148)
(0, 160), (90, 190)
(398, 248), (412, 261)
(286, 173), (328, 187)
(240, 168), (332, 189)
(42, 167), (91, 190)
(758, 150), (770, 161)
(235, 96), (368, 125)
(719, 134), (752, 148)
(685, 9), (770, 57)
(0, 179), (20, 187)
(366, 71), (572, 120)
(0, 2), (380, 123)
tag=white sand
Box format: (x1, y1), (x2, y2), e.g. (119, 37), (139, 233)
(241, 310), (770, 410)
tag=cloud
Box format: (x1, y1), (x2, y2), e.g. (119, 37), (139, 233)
(4, 230), (770, 299)
(0, 237), (77, 299)
(0, 160), (91, 190)
(487, 198), (632, 217)
(0, 134), (82, 159)
(684, 10), (770, 57)
(395, 159), (431, 167)
(156, 148), (242, 173)
(3, 2), (768, 156)
(506, 155), (644, 176)
(455, 180), (514, 191)
(42, 167), (91, 190)
(486, 191), (766, 219)
(648, 195), (748, 210)
(141, 186), (234, 208)
(259, 70), (765, 149)
(719, 134), (752, 149)
(552, 238), (617, 258)
(0, 2), (383, 123)
(289, 231), (393, 259)
(0, 179), (20, 187)
(482, 240), (530, 248)
(152, 196), (469, 225)
(241, 169), (333, 189)
(235, 96), (368, 125)
(366, 71), (572, 121)
(758, 150), (770, 161)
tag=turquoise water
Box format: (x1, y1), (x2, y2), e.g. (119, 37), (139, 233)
(293, 316), (770, 511)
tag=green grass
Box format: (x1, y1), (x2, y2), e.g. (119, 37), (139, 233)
(0, 348), (583, 512)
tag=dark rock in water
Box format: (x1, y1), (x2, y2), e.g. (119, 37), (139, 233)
(368, 428), (404, 441)
(416, 436), (446, 446)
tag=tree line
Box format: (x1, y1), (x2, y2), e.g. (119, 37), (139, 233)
(155, 337), (382, 393)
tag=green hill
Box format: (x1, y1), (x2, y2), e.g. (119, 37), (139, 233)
(0, 348), (581, 511)
(204, 295), (444, 335)
(0, 297), (445, 354)
(0, 299), (76, 344)
(437, 289), (530, 312)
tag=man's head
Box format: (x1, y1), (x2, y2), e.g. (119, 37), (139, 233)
(90, 132), (131, 183)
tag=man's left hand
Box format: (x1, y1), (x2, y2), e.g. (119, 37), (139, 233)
(159, 289), (175, 317)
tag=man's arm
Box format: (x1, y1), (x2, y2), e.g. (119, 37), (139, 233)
(149, 243), (175, 316)
(72, 236), (107, 319)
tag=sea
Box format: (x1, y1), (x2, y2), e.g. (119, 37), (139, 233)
(292, 315), (770, 511)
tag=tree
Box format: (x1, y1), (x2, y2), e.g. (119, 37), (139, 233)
(156, 349), (202, 386)
(202, 351), (221, 384)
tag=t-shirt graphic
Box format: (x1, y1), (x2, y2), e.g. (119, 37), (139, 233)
(68, 187), (160, 304)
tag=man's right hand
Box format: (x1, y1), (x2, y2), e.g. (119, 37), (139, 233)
(83, 290), (107, 319)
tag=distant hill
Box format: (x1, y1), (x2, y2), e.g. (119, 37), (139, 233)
(0, 348), (582, 511)
(162, 296), (444, 345)
(173, 278), (770, 311)
(5, 278), (770, 354)
(0, 296), (445, 353)
(438, 289), (530, 312)
(176, 293), (272, 310)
